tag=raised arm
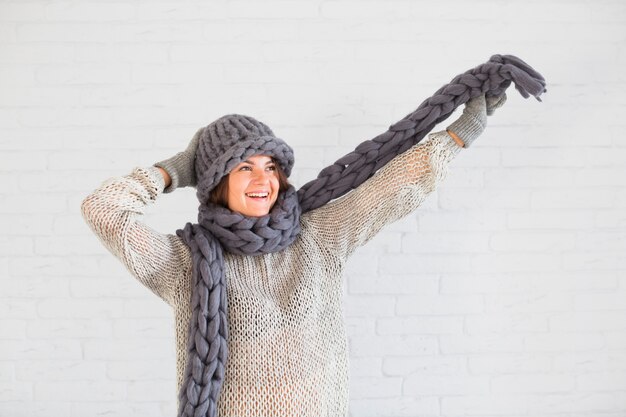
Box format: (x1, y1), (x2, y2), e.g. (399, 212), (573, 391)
(80, 127), (202, 305)
(303, 130), (460, 258)
(304, 93), (504, 259)
(80, 166), (192, 305)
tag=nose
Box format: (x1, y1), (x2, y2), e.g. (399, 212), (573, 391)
(251, 169), (270, 184)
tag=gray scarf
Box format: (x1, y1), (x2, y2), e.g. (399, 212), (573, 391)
(175, 54), (547, 417)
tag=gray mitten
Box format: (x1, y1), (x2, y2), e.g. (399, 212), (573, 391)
(486, 92), (507, 116)
(153, 127), (203, 193)
(446, 94), (488, 148)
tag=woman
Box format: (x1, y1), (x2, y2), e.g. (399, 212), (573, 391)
(81, 93), (504, 416)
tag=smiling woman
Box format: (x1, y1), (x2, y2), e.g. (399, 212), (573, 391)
(80, 54), (546, 416)
(227, 156), (279, 217)
(82, 113), (471, 416)
(208, 155), (290, 217)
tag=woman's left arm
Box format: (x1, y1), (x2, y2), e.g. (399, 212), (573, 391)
(305, 130), (461, 259)
(305, 93), (503, 259)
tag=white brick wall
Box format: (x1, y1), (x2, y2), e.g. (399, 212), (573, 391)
(1, 0), (625, 416)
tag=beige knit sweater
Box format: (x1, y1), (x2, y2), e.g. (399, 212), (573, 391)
(80, 131), (461, 416)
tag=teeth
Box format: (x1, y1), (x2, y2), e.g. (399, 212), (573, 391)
(246, 192), (268, 198)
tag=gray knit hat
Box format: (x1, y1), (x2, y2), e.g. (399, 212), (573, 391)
(195, 114), (295, 204)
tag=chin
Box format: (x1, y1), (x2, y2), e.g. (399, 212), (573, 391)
(244, 208), (271, 217)
(230, 199), (276, 217)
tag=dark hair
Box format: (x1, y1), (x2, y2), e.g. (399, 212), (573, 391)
(208, 158), (290, 208)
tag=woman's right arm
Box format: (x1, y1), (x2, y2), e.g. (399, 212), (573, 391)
(80, 165), (191, 306)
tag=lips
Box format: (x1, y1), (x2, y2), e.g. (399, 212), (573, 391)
(245, 192), (269, 198)
(245, 191), (271, 204)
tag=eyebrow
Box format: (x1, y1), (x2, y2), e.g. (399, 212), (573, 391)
(241, 159), (275, 165)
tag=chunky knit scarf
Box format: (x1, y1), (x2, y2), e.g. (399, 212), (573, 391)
(175, 54), (547, 417)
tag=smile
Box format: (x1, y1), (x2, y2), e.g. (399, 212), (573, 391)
(245, 192), (269, 199)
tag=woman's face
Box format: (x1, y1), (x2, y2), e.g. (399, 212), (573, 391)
(227, 155), (280, 217)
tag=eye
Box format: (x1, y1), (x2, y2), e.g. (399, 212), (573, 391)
(239, 165), (252, 171)
(267, 165), (276, 171)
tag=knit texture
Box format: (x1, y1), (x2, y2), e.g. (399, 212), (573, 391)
(81, 131), (461, 416)
(172, 54), (547, 415)
(446, 94), (487, 148)
(154, 127), (204, 193)
(195, 115), (295, 203)
(296, 54), (546, 212)
(170, 114), (301, 416)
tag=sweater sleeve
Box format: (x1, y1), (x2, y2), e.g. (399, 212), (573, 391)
(304, 130), (462, 259)
(80, 165), (192, 306)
